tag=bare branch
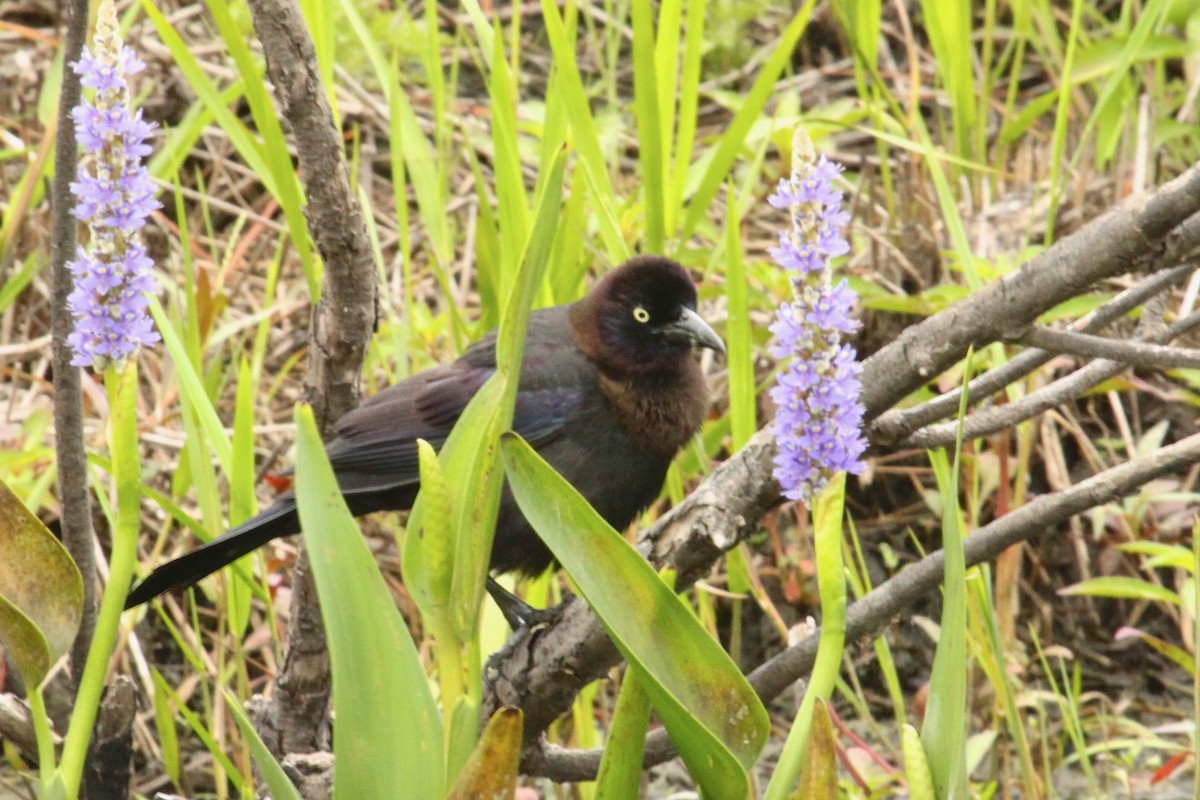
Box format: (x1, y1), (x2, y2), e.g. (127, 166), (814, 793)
(243, 0), (376, 758)
(1012, 325), (1200, 368)
(859, 172), (1200, 421)
(872, 260), (1199, 442)
(50, 0), (97, 687)
(524, 427), (1200, 782)
(898, 304), (1200, 451)
(481, 164), (1200, 768)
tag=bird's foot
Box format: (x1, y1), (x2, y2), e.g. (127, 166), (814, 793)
(486, 577), (559, 631)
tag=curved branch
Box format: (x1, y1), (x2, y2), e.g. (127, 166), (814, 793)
(872, 260), (1198, 441)
(481, 163), (1200, 772)
(898, 305), (1200, 451)
(524, 428), (1200, 782)
(1013, 325), (1200, 368)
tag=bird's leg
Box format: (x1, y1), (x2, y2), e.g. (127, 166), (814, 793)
(486, 576), (559, 630)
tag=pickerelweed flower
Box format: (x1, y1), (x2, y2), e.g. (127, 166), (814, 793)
(66, 0), (160, 369)
(769, 129), (867, 502)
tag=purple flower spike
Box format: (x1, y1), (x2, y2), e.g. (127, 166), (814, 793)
(66, 0), (160, 369)
(769, 129), (867, 502)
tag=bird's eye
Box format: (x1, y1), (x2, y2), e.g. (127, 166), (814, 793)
(632, 306), (651, 323)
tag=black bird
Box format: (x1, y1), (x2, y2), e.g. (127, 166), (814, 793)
(125, 256), (724, 611)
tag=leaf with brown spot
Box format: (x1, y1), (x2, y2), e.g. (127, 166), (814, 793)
(447, 707), (523, 800)
(0, 478), (83, 686)
(793, 699), (838, 799)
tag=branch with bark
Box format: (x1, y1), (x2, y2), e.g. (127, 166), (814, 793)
(241, 0), (376, 758)
(481, 163), (1200, 780)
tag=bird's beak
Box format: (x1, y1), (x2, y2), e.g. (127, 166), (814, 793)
(665, 307), (726, 355)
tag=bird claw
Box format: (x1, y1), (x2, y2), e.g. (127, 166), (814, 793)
(486, 577), (560, 631)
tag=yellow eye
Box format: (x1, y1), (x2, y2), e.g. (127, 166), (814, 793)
(632, 306), (651, 323)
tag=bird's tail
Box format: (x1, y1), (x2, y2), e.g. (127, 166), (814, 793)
(124, 500), (300, 608)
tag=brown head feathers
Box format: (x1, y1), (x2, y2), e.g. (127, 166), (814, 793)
(570, 256), (723, 378)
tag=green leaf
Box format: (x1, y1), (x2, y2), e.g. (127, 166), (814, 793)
(446, 707), (522, 800)
(1059, 576), (1183, 606)
(151, 671), (181, 786)
(227, 357), (257, 634)
(538, 0), (629, 261)
(680, 0), (816, 241)
(293, 404), (444, 800)
(796, 699), (839, 798)
(0, 479), (83, 686)
(1118, 540), (1193, 571)
(902, 723), (936, 800)
(724, 184), (754, 449)
(631, 0), (665, 251)
(595, 667), (653, 800)
(920, 447), (968, 798)
(406, 145), (567, 639)
(225, 690), (303, 800)
(500, 433), (768, 797)
(763, 474), (848, 800)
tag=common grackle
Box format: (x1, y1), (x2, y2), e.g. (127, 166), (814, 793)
(125, 256), (724, 610)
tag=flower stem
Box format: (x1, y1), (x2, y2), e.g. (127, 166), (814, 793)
(56, 360), (140, 798)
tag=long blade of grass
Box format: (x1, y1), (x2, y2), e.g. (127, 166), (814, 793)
(920, 349), (975, 800)
(539, 0), (629, 261)
(680, 0), (816, 242)
(294, 404), (445, 800)
(631, 0), (665, 251)
(762, 473), (849, 799)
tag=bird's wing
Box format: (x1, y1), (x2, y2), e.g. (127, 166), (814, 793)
(325, 308), (589, 481)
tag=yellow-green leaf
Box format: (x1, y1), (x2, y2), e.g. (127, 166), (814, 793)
(500, 433), (768, 798)
(595, 667), (653, 800)
(1060, 576), (1183, 606)
(293, 405), (444, 800)
(902, 723), (935, 800)
(794, 699), (838, 799)
(447, 707), (523, 800)
(0, 479), (83, 686)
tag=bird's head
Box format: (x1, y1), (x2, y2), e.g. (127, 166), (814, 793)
(571, 256), (725, 376)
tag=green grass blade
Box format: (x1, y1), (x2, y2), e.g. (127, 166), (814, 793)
(539, 0), (629, 260)
(680, 0), (816, 242)
(631, 0), (665, 251)
(668, 0), (705, 240)
(724, 184), (754, 448)
(921, 359), (972, 800)
(763, 473), (849, 800)
(148, 296), (233, 474)
(595, 667), (653, 800)
(501, 433), (769, 796)
(224, 690), (303, 800)
(294, 404), (444, 800)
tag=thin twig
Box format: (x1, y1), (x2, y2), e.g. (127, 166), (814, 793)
(1012, 324), (1200, 368)
(871, 260), (1199, 443)
(897, 303), (1200, 451)
(50, 0), (96, 689)
(523, 428), (1200, 781)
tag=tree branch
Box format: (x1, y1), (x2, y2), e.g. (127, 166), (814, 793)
(243, 0), (376, 758)
(871, 260), (1198, 442)
(897, 303), (1200, 451)
(859, 172), (1200, 422)
(523, 427), (1200, 782)
(1012, 324), (1200, 368)
(50, 0), (96, 688)
(480, 163), (1200, 770)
